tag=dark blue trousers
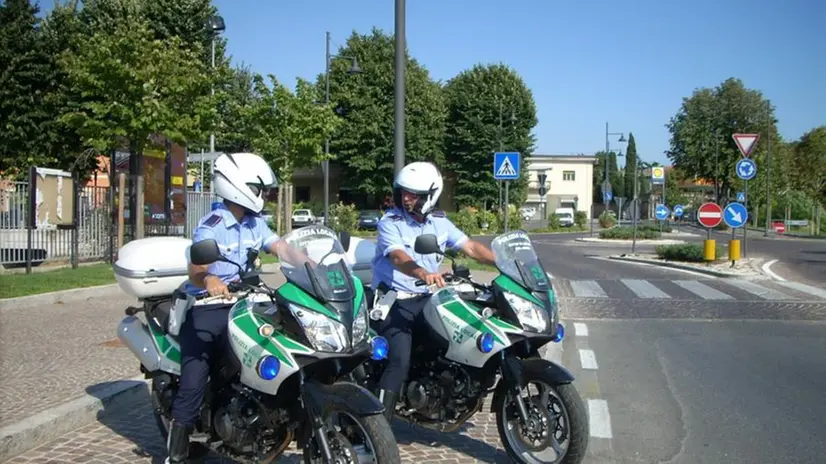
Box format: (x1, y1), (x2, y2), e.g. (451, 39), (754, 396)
(171, 304), (231, 426)
(377, 295), (430, 393)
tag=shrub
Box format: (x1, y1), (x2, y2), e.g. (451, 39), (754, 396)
(327, 202), (358, 233)
(655, 244), (705, 262)
(574, 211), (588, 229)
(451, 206), (481, 236)
(638, 224), (673, 233)
(547, 213), (561, 231)
(599, 227), (660, 240)
(477, 209), (498, 233)
(496, 207), (523, 231)
(598, 211), (616, 228)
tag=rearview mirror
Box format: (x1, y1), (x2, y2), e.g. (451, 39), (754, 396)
(414, 234), (442, 255)
(339, 231), (351, 252)
(189, 239), (223, 266)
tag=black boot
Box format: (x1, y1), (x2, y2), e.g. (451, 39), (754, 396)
(165, 420), (190, 464)
(379, 389), (398, 424)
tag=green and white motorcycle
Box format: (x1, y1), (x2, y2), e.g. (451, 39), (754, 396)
(354, 230), (589, 464)
(116, 225), (400, 463)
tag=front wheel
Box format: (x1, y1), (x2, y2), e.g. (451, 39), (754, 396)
(303, 408), (400, 464)
(493, 362), (589, 464)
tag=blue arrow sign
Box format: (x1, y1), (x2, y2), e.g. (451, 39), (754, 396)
(724, 202), (748, 228)
(736, 158), (757, 180)
(736, 192), (745, 203)
(673, 205), (685, 217)
(493, 152), (521, 180)
(655, 204), (670, 221)
(603, 191), (613, 203)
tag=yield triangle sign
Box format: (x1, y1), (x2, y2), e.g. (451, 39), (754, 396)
(496, 157), (517, 177)
(733, 133), (760, 158)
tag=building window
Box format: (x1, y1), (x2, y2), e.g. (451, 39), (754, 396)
(295, 186), (310, 203)
(563, 171), (576, 181)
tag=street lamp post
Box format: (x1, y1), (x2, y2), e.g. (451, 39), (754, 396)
(323, 31), (362, 224)
(603, 122), (626, 206)
(497, 99), (517, 231)
(394, 0), (406, 176)
(207, 15), (225, 195)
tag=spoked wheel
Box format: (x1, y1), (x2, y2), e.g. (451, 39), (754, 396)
(493, 364), (589, 464)
(303, 410), (400, 464)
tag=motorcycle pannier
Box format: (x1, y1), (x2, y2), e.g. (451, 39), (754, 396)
(114, 236), (192, 299)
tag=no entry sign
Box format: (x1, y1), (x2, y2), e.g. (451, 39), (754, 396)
(697, 202), (723, 228)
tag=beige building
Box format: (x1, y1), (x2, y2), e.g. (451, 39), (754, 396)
(524, 154), (597, 216)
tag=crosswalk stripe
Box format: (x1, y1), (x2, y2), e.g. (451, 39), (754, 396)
(729, 280), (796, 300)
(772, 281), (826, 300)
(673, 280), (734, 300)
(570, 280), (608, 298)
(620, 279), (671, 299)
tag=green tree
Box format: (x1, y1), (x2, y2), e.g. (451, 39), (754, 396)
(247, 75), (341, 180)
(665, 77), (781, 203)
(623, 133), (638, 199)
(0, 0), (56, 177)
(443, 63), (538, 209)
(214, 64), (259, 154)
(59, 0), (213, 160)
(322, 28), (446, 203)
(593, 151), (624, 202)
(792, 126), (826, 204)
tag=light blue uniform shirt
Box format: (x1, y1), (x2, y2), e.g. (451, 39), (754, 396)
(184, 203), (279, 296)
(371, 207), (469, 294)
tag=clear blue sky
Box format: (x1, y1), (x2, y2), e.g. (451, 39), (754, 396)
(40, 0), (826, 167)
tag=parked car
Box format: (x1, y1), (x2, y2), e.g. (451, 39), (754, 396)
(357, 210), (382, 230)
(291, 208), (316, 227)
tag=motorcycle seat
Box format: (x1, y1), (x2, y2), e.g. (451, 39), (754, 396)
(146, 298), (173, 335)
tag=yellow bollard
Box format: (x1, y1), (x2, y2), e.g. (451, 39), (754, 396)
(729, 239), (741, 262)
(703, 239), (716, 261)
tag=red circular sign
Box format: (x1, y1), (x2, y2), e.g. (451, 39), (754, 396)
(772, 221), (786, 234)
(697, 202), (723, 228)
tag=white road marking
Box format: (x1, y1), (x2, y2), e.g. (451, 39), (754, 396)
(588, 255), (712, 278)
(570, 280), (608, 298)
(573, 322), (589, 337)
(579, 349), (599, 370)
(588, 399), (613, 439)
(731, 280), (796, 300)
(673, 280), (734, 300)
(621, 279), (671, 299)
(761, 259), (786, 281)
(773, 281), (826, 299)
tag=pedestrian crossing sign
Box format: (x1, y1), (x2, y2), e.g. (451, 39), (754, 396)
(494, 152), (521, 180)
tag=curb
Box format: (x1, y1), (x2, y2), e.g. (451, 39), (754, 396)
(575, 237), (687, 245)
(0, 376), (150, 461)
(607, 255), (753, 278)
(0, 284), (128, 311)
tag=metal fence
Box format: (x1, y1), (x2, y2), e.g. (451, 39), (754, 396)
(1, 181), (112, 268)
(186, 191), (219, 237)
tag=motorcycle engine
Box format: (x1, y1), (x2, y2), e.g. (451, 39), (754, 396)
(213, 395), (262, 451)
(404, 362), (483, 421)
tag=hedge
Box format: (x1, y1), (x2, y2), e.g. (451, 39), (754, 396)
(599, 227), (661, 240)
(655, 243), (724, 262)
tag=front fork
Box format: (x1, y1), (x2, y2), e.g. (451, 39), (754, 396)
(298, 373), (335, 462)
(499, 352), (532, 424)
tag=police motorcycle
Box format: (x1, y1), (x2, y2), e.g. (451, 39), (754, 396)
(352, 230), (589, 464)
(113, 226), (400, 463)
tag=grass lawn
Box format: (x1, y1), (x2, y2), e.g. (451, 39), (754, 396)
(0, 263), (116, 299)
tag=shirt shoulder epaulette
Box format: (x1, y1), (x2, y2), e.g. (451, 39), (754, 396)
(202, 213), (222, 228)
(431, 210), (446, 218)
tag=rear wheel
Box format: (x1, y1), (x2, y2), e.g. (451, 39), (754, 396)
(303, 407), (400, 464)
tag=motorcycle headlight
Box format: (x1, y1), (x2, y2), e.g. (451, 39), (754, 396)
(352, 297), (369, 344)
(503, 292), (549, 333)
(288, 304), (349, 352)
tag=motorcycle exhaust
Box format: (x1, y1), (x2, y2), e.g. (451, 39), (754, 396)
(117, 315), (162, 372)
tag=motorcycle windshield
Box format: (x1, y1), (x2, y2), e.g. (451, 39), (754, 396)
(277, 226), (355, 303)
(491, 230), (551, 293)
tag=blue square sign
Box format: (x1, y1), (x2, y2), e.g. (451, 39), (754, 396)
(493, 152), (521, 180)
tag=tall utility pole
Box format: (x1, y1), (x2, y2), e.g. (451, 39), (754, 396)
(603, 122), (626, 205)
(393, 0), (406, 176)
(764, 100), (773, 236)
(207, 15), (225, 195)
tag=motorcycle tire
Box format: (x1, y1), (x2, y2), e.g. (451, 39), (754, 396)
(302, 409), (400, 464)
(493, 361), (589, 464)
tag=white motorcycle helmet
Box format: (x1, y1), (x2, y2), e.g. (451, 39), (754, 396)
(393, 161), (444, 218)
(212, 152), (278, 214)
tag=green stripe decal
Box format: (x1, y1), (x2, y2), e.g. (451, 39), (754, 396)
(148, 324), (181, 364)
(493, 274), (542, 305)
(443, 301), (505, 346)
(277, 283), (340, 321)
(248, 312), (313, 353)
(352, 276), (365, 317)
(233, 313), (295, 367)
